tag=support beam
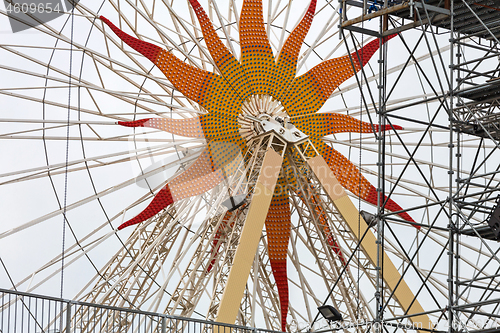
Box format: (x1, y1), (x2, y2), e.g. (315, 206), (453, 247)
(341, 2), (411, 27)
(306, 155), (434, 332)
(216, 149), (283, 325)
(342, 25), (381, 38)
(382, 14), (449, 36)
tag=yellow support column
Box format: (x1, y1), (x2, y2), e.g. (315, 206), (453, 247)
(216, 149), (283, 325)
(307, 155), (433, 332)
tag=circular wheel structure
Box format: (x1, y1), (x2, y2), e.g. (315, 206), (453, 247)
(1, 0), (500, 332)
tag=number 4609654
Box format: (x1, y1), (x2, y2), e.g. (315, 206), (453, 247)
(6, 2), (62, 14)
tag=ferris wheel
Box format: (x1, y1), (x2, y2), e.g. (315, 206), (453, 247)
(1, 0), (500, 332)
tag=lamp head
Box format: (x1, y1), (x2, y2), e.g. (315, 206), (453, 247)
(317, 305), (343, 323)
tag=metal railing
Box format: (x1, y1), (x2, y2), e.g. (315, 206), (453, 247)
(0, 288), (279, 333)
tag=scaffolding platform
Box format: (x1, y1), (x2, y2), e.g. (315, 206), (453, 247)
(461, 225), (499, 241)
(457, 79), (500, 102)
(341, 0), (500, 40)
(391, 0), (500, 39)
(452, 81), (500, 140)
(461, 197), (500, 241)
(452, 110), (500, 140)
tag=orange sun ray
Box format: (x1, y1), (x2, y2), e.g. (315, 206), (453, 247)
(118, 149), (218, 230)
(101, 17), (215, 107)
(239, 0), (276, 95)
(306, 35), (396, 103)
(274, 0), (317, 100)
(101, 16), (244, 119)
(188, 0), (254, 100)
(282, 35), (396, 117)
(294, 112), (403, 137)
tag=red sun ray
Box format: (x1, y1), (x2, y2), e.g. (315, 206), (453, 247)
(118, 186), (174, 230)
(293, 187), (348, 266)
(118, 117), (205, 138)
(118, 142), (243, 230)
(100, 16), (216, 109)
(264, 180), (291, 332)
(207, 210), (237, 273)
(310, 195), (348, 266)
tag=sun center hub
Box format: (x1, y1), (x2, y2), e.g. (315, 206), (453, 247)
(238, 95), (307, 143)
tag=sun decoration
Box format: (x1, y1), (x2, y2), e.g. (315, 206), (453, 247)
(101, 0), (410, 330)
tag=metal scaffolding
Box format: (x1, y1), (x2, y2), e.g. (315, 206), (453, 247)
(339, 0), (500, 331)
